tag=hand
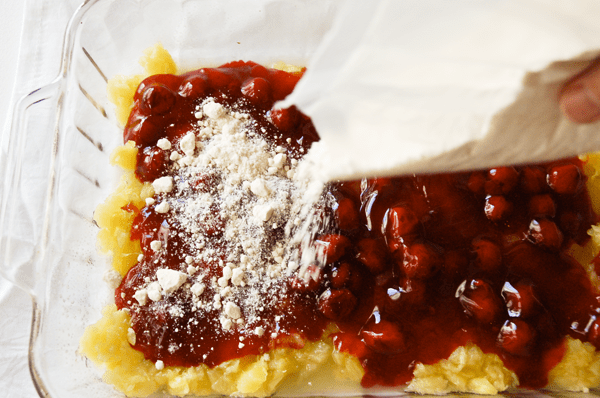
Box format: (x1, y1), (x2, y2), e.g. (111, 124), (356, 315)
(559, 61), (600, 123)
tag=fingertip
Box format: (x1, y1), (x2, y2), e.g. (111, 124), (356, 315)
(559, 83), (600, 124)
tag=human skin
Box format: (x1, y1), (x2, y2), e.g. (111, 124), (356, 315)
(559, 60), (600, 124)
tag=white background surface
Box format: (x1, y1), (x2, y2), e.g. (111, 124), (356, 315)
(1, 1), (26, 134)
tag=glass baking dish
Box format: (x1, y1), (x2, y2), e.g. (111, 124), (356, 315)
(1, 0), (599, 397)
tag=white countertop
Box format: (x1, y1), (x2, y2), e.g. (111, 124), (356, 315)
(0, 1), (26, 135)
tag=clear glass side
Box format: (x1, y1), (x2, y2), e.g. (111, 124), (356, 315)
(0, 82), (61, 294)
(26, 0), (123, 396)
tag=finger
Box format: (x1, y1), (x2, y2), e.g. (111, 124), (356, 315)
(559, 60), (600, 124)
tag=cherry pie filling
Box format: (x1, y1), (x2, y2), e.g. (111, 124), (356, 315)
(115, 61), (600, 389)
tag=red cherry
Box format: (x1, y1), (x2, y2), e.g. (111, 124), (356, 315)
(337, 180), (362, 201)
(384, 278), (427, 313)
(134, 74), (181, 101)
(356, 238), (389, 275)
(131, 206), (164, 252)
(520, 166), (547, 194)
(136, 146), (169, 182)
(484, 195), (512, 222)
(485, 167), (519, 195)
(269, 68), (303, 101)
(527, 194), (556, 218)
(315, 234), (351, 264)
(123, 111), (144, 144)
(547, 164), (582, 195)
(457, 279), (503, 325)
(166, 123), (194, 145)
(250, 64), (269, 78)
(330, 262), (352, 289)
(318, 288), (357, 320)
(387, 239), (403, 256)
(362, 178), (394, 196)
(270, 105), (300, 131)
(297, 117), (319, 145)
(472, 238), (502, 273)
(374, 178), (394, 191)
(386, 206), (419, 240)
(241, 77), (272, 104)
(217, 60), (249, 69)
(178, 74), (208, 98)
(400, 241), (441, 279)
(125, 114), (163, 147)
(335, 197), (360, 231)
(497, 319), (535, 356)
(270, 106), (300, 131)
(330, 262), (362, 293)
(361, 319), (406, 354)
(140, 84), (177, 115)
(501, 281), (541, 318)
(467, 172), (486, 196)
(290, 264), (322, 292)
(527, 218), (563, 251)
(201, 68), (236, 90)
(588, 318), (600, 349)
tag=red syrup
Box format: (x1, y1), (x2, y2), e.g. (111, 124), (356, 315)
(114, 61), (600, 389)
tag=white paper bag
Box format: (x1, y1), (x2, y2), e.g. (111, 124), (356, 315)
(282, 0), (600, 180)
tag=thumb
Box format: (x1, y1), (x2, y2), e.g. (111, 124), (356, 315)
(559, 61), (600, 124)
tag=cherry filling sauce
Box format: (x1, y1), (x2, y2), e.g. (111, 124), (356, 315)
(322, 168), (597, 388)
(123, 61), (316, 182)
(115, 61), (600, 389)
